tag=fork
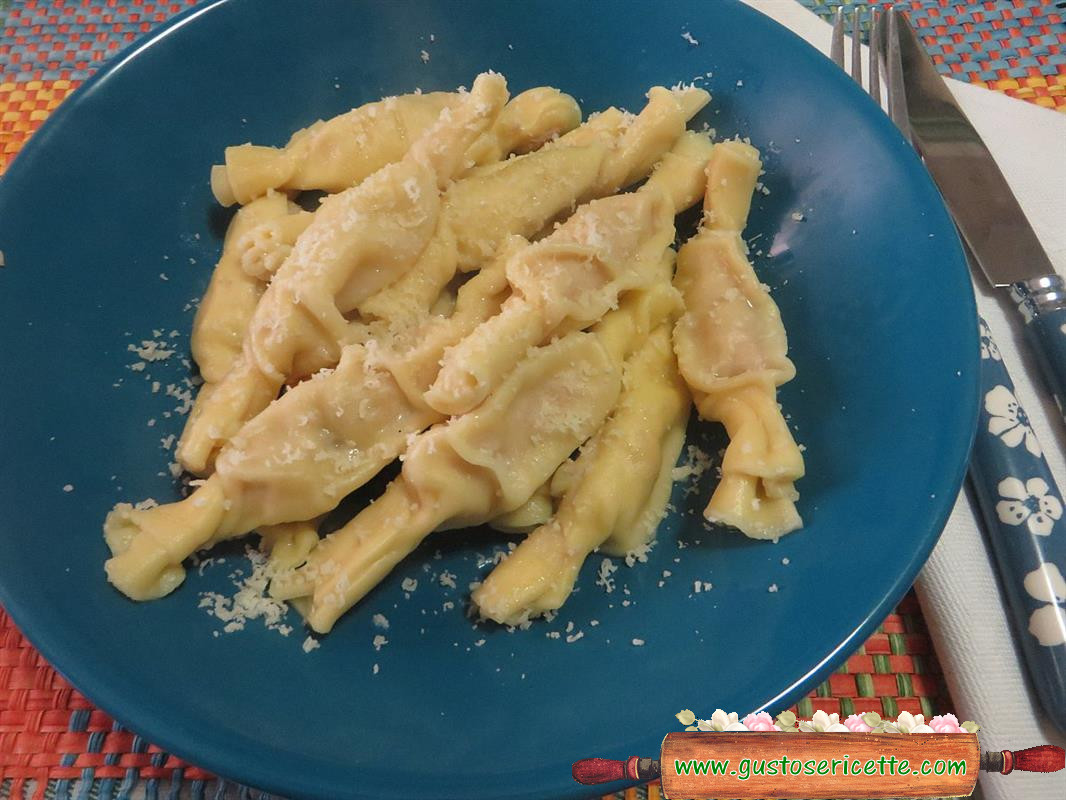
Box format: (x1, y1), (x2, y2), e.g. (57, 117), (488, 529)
(832, 5), (1066, 736)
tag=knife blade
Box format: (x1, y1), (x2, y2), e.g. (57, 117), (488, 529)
(893, 10), (1066, 418)
(894, 13), (1050, 286)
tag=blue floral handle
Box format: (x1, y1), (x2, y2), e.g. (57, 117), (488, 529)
(970, 317), (1066, 735)
(1012, 275), (1066, 420)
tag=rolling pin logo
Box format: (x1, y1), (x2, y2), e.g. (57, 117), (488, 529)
(573, 732), (1065, 798)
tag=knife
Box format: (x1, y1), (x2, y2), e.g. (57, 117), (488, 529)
(879, 9), (1066, 736)
(891, 11), (1066, 418)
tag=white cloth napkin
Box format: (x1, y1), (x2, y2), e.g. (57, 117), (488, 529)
(741, 3), (1066, 799)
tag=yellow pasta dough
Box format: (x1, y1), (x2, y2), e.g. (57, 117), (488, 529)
(103, 75), (811, 637)
(228, 87), (586, 284)
(474, 322), (690, 626)
(235, 209), (314, 282)
(210, 87), (580, 205)
(258, 518), (322, 573)
(190, 191), (303, 384)
(104, 251), (514, 601)
(178, 85), (709, 476)
(425, 129), (714, 416)
(105, 141), (700, 603)
(672, 140), (804, 539)
(175, 73), (510, 475)
(489, 482), (554, 534)
(358, 85), (710, 326)
(287, 280), (683, 633)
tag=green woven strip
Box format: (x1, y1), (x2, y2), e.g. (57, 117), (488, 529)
(871, 654), (891, 673)
(798, 0), (873, 41)
(855, 673), (875, 698)
(796, 697), (814, 717)
(816, 680), (832, 698)
(919, 696), (937, 719)
(881, 696), (899, 717)
(836, 662), (850, 674)
(839, 697), (855, 717)
(897, 673), (913, 697)
(888, 633), (907, 655)
(910, 654), (928, 675)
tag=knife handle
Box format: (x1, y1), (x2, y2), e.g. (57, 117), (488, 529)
(969, 316), (1066, 735)
(1011, 275), (1066, 420)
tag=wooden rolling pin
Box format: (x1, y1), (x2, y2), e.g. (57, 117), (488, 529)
(572, 733), (1064, 799)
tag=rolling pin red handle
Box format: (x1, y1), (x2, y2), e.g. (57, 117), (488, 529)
(981, 745), (1065, 774)
(571, 756), (661, 784)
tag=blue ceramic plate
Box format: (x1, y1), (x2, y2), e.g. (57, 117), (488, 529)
(0, 1), (978, 798)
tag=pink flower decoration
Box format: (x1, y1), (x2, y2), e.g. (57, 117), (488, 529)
(742, 712), (780, 732)
(843, 715), (873, 733)
(928, 714), (966, 734)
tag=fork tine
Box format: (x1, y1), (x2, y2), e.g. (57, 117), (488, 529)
(830, 7), (845, 68)
(850, 6), (863, 83)
(885, 8), (914, 143)
(869, 7), (882, 105)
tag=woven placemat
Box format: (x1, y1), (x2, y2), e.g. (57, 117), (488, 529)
(4, 0), (1055, 798)
(806, 0), (1066, 109)
(0, 596), (949, 800)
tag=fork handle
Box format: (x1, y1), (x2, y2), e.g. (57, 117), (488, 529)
(1012, 275), (1066, 421)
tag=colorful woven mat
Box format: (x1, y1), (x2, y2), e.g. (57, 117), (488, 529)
(0, 595), (949, 800)
(804, 0), (1066, 110)
(1, 0), (1044, 798)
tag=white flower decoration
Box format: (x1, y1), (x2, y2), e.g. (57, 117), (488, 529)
(1023, 564), (1066, 647)
(985, 385), (1042, 457)
(696, 709), (748, 732)
(798, 710), (849, 733)
(995, 477), (1063, 536)
(699, 712), (750, 733)
(893, 711), (927, 734)
(979, 320), (1002, 361)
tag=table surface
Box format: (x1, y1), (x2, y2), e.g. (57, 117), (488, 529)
(1, 1), (1062, 799)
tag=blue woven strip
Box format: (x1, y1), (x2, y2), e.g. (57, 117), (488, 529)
(167, 768), (185, 800)
(115, 732), (148, 800)
(52, 708), (91, 799)
(95, 720), (125, 800)
(73, 729), (106, 800)
(144, 749), (168, 800)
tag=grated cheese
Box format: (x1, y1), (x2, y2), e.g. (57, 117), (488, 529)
(198, 548), (294, 638)
(595, 558), (617, 593)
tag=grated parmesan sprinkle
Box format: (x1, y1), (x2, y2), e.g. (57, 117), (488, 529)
(198, 548), (294, 638)
(595, 558), (617, 593)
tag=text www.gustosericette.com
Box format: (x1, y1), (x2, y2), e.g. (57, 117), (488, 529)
(674, 755), (967, 781)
